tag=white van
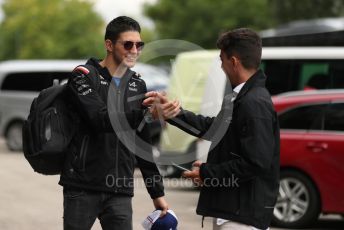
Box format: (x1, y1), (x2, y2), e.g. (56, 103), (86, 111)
(0, 60), (82, 151)
(157, 47), (344, 176)
(0, 60), (169, 151)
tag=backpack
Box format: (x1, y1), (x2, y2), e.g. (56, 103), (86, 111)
(22, 64), (99, 175)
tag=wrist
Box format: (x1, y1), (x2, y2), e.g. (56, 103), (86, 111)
(144, 108), (155, 122)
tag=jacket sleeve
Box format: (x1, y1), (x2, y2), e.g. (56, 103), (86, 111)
(200, 100), (277, 183)
(67, 66), (142, 133)
(136, 154), (165, 199)
(167, 109), (215, 138)
(136, 81), (165, 199)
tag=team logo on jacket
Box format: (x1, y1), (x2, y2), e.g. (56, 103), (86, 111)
(99, 75), (109, 86)
(72, 75), (92, 96)
(128, 81), (138, 92)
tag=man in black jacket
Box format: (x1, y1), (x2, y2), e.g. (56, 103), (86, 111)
(59, 16), (168, 230)
(144, 28), (280, 230)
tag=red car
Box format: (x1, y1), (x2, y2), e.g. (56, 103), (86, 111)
(271, 90), (344, 228)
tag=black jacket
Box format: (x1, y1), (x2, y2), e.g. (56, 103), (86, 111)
(59, 58), (164, 199)
(168, 70), (280, 229)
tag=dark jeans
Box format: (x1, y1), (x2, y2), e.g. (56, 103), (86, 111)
(63, 187), (132, 230)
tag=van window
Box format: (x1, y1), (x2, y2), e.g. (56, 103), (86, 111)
(1, 72), (70, 91)
(328, 62), (344, 89)
(299, 63), (329, 89)
(263, 60), (300, 95)
(263, 60), (344, 95)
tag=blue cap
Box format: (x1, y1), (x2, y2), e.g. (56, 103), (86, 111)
(142, 210), (178, 230)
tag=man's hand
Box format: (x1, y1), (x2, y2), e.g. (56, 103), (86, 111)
(143, 91), (181, 120)
(153, 196), (169, 217)
(182, 161), (204, 186)
(143, 91), (168, 106)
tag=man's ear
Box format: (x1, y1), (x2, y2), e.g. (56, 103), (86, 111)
(105, 39), (113, 53)
(231, 56), (240, 67)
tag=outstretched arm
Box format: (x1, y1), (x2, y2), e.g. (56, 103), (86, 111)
(143, 91), (215, 138)
(143, 91), (181, 120)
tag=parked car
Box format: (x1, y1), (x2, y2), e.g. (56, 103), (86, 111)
(0, 60), (168, 151)
(271, 89), (344, 228)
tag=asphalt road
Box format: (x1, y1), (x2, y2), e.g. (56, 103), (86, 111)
(0, 138), (343, 230)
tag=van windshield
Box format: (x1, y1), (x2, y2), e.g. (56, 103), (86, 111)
(1, 72), (70, 91)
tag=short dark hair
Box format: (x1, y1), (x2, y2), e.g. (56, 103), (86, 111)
(216, 28), (262, 69)
(105, 16), (141, 42)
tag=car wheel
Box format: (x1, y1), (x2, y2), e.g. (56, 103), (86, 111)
(6, 122), (23, 151)
(272, 170), (320, 228)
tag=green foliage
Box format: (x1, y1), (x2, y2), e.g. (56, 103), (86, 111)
(269, 0), (344, 24)
(144, 0), (274, 49)
(141, 27), (158, 43)
(0, 0), (105, 60)
(144, 0), (344, 49)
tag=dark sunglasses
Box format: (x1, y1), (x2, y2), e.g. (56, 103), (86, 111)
(117, 40), (145, 51)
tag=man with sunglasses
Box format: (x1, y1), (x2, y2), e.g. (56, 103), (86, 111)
(59, 16), (168, 230)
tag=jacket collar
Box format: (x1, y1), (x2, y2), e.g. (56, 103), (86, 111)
(86, 57), (133, 85)
(234, 69), (266, 102)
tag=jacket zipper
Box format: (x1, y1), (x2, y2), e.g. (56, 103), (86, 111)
(112, 73), (129, 191)
(79, 135), (89, 171)
(115, 138), (119, 191)
(115, 88), (121, 189)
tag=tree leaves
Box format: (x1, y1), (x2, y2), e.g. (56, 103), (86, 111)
(0, 0), (105, 60)
(144, 0), (344, 49)
(144, 0), (274, 49)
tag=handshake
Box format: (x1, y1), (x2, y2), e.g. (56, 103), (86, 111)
(142, 91), (182, 120)
(142, 91), (204, 184)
